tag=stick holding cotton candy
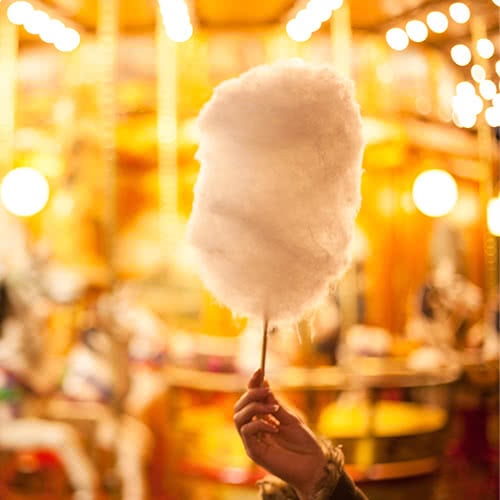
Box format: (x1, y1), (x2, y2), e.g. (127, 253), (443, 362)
(187, 59), (365, 380)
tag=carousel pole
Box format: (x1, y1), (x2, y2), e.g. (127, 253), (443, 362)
(470, 16), (498, 296)
(331, 2), (376, 471)
(330, 0), (352, 79)
(330, 0), (360, 331)
(0, 6), (18, 180)
(156, 5), (178, 260)
(97, 0), (119, 286)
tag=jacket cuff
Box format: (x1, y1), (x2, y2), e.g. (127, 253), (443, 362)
(258, 439), (344, 500)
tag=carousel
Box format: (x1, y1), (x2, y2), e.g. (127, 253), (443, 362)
(0, 0), (498, 499)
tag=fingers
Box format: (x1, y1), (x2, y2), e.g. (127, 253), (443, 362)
(234, 402), (280, 430)
(248, 368), (264, 389)
(240, 418), (279, 439)
(234, 386), (270, 413)
(264, 392), (301, 425)
(237, 369), (300, 427)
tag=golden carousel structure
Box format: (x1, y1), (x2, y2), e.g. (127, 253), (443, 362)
(0, 0), (498, 499)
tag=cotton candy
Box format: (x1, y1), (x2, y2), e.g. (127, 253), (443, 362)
(187, 59), (364, 324)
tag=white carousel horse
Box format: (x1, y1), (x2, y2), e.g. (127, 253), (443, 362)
(0, 280), (98, 500)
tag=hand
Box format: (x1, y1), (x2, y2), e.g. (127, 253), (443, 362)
(234, 369), (327, 500)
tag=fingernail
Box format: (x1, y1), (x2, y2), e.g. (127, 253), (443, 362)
(271, 405), (279, 412)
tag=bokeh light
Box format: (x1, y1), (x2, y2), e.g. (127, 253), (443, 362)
(405, 20), (428, 42)
(0, 167), (50, 217)
(451, 44), (471, 66)
(449, 3), (471, 24)
(386, 28), (409, 51)
(454, 112), (477, 128)
(476, 39), (495, 59)
(453, 94), (483, 116)
(471, 64), (486, 82)
(479, 80), (497, 100)
(158, 0), (193, 43)
(485, 106), (500, 127)
(39, 19), (65, 44)
(166, 22), (193, 43)
(426, 11), (448, 33)
(23, 9), (50, 35)
(7, 1), (33, 25)
(286, 19), (311, 42)
(487, 197), (500, 236)
(296, 9), (322, 32)
(54, 27), (81, 52)
(456, 81), (475, 96)
(412, 170), (458, 217)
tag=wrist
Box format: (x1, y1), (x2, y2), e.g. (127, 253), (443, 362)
(294, 440), (345, 500)
(293, 455), (328, 500)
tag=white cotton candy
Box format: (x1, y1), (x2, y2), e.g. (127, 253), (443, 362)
(187, 59), (364, 324)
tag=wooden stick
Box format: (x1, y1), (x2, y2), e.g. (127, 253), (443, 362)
(260, 317), (269, 385)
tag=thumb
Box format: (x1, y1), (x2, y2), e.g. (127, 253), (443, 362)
(248, 368), (264, 389)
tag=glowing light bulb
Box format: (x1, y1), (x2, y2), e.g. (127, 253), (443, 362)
(0, 167), (49, 217)
(485, 106), (500, 127)
(7, 1), (33, 25)
(496, 61), (500, 76)
(328, 0), (344, 10)
(24, 9), (50, 35)
(493, 0), (500, 6)
(39, 19), (65, 44)
(487, 197), (500, 236)
(412, 170), (458, 217)
(456, 81), (475, 96)
(454, 112), (477, 128)
(480, 80), (497, 100)
(453, 94), (483, 116)
(296, 9), (321, 32)
(405, 20), (428, 42)
(386, 28), (409, 51)
(166, 22), (192, 42)
(426, 11), (448, 33)
(449, 3), (470, 23)
(476, 38), (495, 59)
(471, 64), (486, 82)
(493, 94), (500, 108)
(315, 8), (333, 22)
(159, 0), (193, 43)
(307, 0), (341, 19)
(286, 18), (312, 42)
(451, 44), (471, 66)
(306, 0), (333, 22)
(54, 27), (80, 52)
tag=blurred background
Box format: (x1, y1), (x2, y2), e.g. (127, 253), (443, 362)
(0, 0), (498, 499)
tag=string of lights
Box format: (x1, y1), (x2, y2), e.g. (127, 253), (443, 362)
(6, 0), (80, 52)
(383, 1), (499, 129)
(286, 0), (344, 42)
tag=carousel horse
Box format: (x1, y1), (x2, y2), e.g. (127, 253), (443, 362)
(50, 289), (154, 500)
(406, 258), (482, 349)
(0, 279), (98, 500)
